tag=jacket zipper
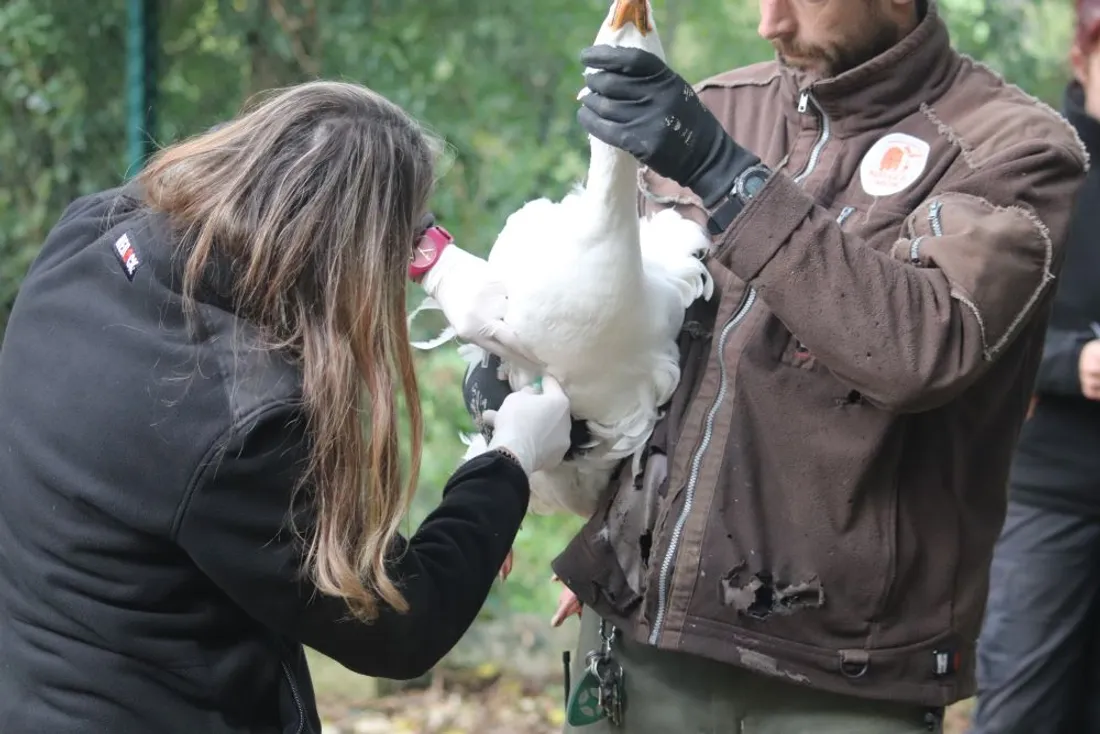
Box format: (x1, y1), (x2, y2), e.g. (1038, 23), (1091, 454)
(648, 89), (832, 645)
(281, 660), (309, 734)
(927, 199), (943, 236)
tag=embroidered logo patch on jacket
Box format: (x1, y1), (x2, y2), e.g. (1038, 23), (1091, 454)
(112, 233), (141, 281)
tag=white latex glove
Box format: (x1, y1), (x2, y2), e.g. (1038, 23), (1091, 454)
(422, 245), (541, 371)
(482, 375), (572, 476)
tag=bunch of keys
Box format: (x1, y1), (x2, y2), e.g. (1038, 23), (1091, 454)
(566, 620), (625, 727)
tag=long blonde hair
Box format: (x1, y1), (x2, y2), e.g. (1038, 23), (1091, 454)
(138, 81), (440, 621)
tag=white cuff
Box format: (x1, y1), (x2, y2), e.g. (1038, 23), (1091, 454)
(421, 244), (462, 297)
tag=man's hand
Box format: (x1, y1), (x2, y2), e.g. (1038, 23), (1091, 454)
(577, 45), (760, 208)
(1079, 339), (1100, 399)
(550, 575), (582, 627)
(422, 246), (541, 370)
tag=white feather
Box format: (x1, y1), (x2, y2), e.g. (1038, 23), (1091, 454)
(451, 0), (714, 518)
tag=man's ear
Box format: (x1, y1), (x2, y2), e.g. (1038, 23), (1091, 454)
(1072, 43), (1090, 87)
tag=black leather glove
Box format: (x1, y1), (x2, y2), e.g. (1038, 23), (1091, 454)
(463, 353), (593, 460)
(578, 45), (761, 208)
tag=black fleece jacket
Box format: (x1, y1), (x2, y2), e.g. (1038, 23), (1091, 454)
(0, 187), (529, 733)
(1008, 81), (1100, 516)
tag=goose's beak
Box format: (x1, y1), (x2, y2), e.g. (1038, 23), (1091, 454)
(609, 0), (652, 34)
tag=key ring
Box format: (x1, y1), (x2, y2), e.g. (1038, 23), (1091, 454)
(587, 652), (622, 683)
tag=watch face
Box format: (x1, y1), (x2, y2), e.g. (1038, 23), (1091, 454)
(737, 165), (770, 200)
(743, 172), (767, 197)
(411, 237), (438, 269)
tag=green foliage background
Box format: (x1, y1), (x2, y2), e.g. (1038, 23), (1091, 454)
(0, 0), (1076, 629)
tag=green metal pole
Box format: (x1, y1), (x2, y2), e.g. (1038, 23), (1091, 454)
(126, 0), (157, 176)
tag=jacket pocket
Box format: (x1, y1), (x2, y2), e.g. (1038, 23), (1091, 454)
(687, 361), (904, 643)
(895, 194), (1056, 361)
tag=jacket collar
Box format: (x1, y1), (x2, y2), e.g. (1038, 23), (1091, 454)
(778, 0), (962, 138)
(1063, 81), (1100, 160)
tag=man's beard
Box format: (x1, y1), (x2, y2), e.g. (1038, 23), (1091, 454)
(774, 19), (905, 79)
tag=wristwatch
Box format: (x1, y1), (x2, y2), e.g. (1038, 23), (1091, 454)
(408, 215), (454, 282)
(706, 163), (772, 237)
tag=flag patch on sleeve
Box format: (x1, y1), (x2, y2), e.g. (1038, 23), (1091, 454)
(112, 233), (141, 280)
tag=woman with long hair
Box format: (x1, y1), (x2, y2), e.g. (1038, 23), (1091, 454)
(0, 80), (572, 733)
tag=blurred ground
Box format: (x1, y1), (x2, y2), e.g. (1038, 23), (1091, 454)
(310, 615), (975, 734)
(316, 668), (564, 734)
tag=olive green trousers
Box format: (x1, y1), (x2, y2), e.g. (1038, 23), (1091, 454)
(563, 611), (943, 734)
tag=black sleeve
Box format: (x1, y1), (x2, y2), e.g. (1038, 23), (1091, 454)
(173, 404), (529, 679)
(1033, 326), (1091, 396)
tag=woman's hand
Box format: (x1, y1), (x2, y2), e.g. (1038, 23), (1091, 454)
(484, 375), (572, 476)
(421, 246), (541, 370)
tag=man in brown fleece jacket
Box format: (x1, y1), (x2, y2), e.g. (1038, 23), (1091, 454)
(547, 0), (1089, 731)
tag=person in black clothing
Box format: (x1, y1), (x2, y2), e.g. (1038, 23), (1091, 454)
(971, 3), (1100, 732)
(0, 80), (572, 733)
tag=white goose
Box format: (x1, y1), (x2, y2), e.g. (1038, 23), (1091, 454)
(454, 0), (714, 521)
